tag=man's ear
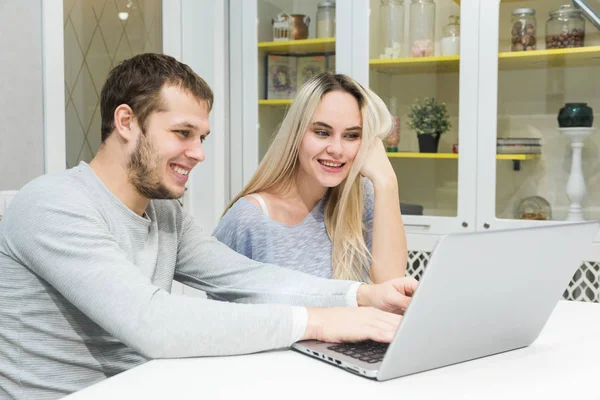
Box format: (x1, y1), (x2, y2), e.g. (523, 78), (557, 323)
(113, 104), (139, 142)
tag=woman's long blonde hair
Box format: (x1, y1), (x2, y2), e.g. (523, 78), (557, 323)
(223, 73), (393, 281)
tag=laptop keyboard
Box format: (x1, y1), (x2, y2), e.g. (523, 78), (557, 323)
(327, 340), (389, 364)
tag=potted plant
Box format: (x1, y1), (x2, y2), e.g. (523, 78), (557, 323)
(407, 97), (451, 153)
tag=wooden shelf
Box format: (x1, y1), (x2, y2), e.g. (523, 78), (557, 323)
(258, 38), (335, 54)
(370, 46), (600, 74)
(258, 99), (293, 106)
(387, 152), (541, 161)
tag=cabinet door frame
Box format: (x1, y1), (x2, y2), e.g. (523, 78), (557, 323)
(230, 0), (259, 193)
(42, 0), (66, 174)
(476, 1), (576, 231)
(353, 0), (479, 237)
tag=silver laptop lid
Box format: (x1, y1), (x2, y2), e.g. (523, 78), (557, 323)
(377, 222), (599, 380)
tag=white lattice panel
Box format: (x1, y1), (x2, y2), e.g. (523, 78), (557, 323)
(407, 251), (600, 303)
(563, 261), (600, 303)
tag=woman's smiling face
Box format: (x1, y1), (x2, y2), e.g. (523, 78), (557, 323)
(296, 90), (363, 189)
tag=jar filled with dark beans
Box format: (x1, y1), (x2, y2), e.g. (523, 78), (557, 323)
(546, 4), (585, 49)
(511, 8), (537, 51)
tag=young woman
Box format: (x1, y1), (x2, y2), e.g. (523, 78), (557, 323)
(213, 72), (407, 283)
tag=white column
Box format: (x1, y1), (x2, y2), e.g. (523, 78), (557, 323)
(559, 127), (596, 221)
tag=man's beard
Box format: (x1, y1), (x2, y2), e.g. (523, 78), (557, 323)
(127, 133), (180, 200)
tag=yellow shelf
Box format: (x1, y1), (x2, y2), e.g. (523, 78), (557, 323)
(370, 56), (460, 74)
(387, 152), (541, 161)
(370, 46), (600, 73)
(387, 152), (458, 159)
(498, 46), (600, 70)
(496, 154), (541, 160)
(259, 99), (293, 106)
(453, 0), (523, 3)
(258, 38), (335, 54)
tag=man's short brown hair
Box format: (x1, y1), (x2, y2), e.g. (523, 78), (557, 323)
(100, 53), (214, 142)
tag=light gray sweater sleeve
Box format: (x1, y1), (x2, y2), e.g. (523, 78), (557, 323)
(176, 212), (356, 306)
(3, 186), (305, 358)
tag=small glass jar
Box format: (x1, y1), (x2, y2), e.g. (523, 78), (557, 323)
(316, 1), (336, 38)
(379, 0), (404, 59)
(515, 196), (551, 220)
(441, 15), (460, 56)
(546, 5), (585, 49)
(410, 0), (435, 57)
(510, 8), (537, 51)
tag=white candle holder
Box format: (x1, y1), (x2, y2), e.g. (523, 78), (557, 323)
(558, 127), (596, 221)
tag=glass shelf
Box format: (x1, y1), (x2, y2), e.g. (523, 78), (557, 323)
(258, 38), (335, 54)
(369, 46), (600, 74)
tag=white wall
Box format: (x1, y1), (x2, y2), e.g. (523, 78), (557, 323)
(0, 0), (45, 190)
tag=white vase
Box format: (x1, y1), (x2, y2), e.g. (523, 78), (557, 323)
(558, 127), (596, 221)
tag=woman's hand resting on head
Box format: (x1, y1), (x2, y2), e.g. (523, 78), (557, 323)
(359, 138), (397, 188)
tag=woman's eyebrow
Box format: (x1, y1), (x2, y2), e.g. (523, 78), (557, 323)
(313, 121), (362, 131)
(312, 121), (332, 129)
(345, 126), (362, 131)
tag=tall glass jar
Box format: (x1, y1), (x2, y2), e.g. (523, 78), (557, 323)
(410, 0), (435, 57)
(546, 5), (585, 49)
(510, 8), (537, 51)
(441, 15), (460, 56)
(316, 1), (336, 38)
(379, 0), (404, 59)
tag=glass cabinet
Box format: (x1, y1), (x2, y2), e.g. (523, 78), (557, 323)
(256, 1), (337, 160)
(230, 0), (600, 250)
(366, 0), (479, 238)
(230, 0), (347, 194)
(477, 0), (600, 241)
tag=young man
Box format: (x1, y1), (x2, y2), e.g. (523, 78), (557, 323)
(0, 53), (417, 400)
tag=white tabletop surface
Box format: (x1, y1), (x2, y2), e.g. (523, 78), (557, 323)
(66, 300), (600, 400)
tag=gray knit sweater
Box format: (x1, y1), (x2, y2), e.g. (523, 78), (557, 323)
(0, 162), (356, 400)
(213, 179), (374, 279)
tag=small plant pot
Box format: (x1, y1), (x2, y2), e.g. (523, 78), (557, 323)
(418, 134), (440, 153)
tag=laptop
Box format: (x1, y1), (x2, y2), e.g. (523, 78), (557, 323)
(292, 222), (599, 381)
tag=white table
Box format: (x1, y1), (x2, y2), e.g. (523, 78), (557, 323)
(66, 301), (600, 400)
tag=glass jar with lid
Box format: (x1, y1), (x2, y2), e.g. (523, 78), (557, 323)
(546, 4), (585, 49)
(510, 8), (537, 51)
(441, 15), (460, 56)
(316, 1), (336, 38)
(378, 0), (404, 59)
(410, 0), (435, 57)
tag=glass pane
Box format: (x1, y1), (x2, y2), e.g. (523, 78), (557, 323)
(495, 0), (600, 222)
(63, 0), (163, 168)
(369, 0), (461, 217)
(257, 0), (336, 161)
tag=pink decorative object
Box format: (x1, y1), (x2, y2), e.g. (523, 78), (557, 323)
(411, 39), (433, 57)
